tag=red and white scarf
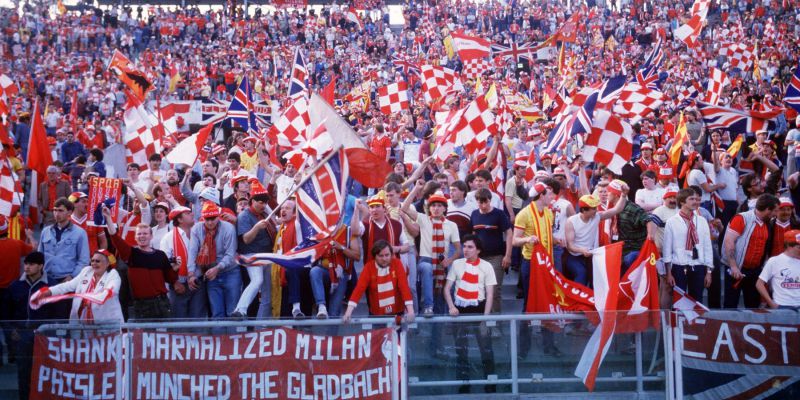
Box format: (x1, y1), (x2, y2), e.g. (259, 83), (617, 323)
(680, 211), (699, 251)
(172, 228), (189, 277)
(431, 217), (446, 291)
(375, 264), (396, 314)
(196, 224), (217, 267)
(454, 259), (481, 307)
(30, 284), (113, 315)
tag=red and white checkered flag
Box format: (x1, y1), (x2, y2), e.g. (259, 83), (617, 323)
(462, 58), (492, 80)
(0, 156), (21, 217)
(420, 65), (463, 104)
(702, 68), (730, 106)
(763, 18), (776, 41)
(496, 99), (514, 134)
(719, 43), (755, 70)
(583, 110), (633, 174)
(452, 95), (497, 155)
(613, 83), (664, 123)
(123, 97), (163, 166)
(377, 81), (409, 115)
(267, 95), (310, 148)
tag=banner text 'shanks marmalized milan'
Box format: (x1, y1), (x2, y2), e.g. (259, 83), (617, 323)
(30, 328), (396, 400)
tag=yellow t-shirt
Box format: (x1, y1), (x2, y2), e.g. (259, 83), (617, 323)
(240, 151), (259, 174)
(514, 201), (553, 260)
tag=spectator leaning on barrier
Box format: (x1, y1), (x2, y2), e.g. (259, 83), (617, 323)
(443, 234), (497, 394)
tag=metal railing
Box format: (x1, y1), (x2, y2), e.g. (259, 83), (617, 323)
(31, 312), (665, 398)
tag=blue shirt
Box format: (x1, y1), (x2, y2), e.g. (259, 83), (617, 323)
(470, 208), (512, 257)
(61, 141), (86, 163)
(237, 208), (273, 255)
(38, 222), (90, 282)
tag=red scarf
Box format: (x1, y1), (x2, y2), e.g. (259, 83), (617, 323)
(172, 228), (189, 277)
(196, 224), (217, 267)
(454, 258), (481, 307)
(431, 216), (446, 292)
(77, 275), (98, 323)
(680, 211), (699, 251)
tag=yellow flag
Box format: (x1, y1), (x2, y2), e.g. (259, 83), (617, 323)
(57, 0), (66, 15)
(669, 113), (688, 166)
(484, 84), (497, 108)
(443, 36), (455, 60)
(753, 42), (761, 81)
(727, 134), (744, 157)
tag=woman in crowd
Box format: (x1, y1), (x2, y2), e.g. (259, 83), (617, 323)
(32, 249), (123, 324)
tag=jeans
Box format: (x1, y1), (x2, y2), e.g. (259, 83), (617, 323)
(671, 264), (707, 303)
(309, 266), (349, 317)
(234, 265), (267, 315)
(418, 257), (437, 309)
(455, 301), (496, 393)
(169, 281), (208, 319)
(552, 244), (565, 273)
(402, 251), (418, 313)
(207, 268), (243, 319)
(285, 266), (309, 305)
(565, 253), (591, 286)
(257, 265), (273, 319)
(622, 251), (640, 276)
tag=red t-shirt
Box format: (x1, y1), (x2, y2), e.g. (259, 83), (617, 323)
(0, 239), (34, 288)
(369, 134), (392, 161)
(727, 215), (769, 269)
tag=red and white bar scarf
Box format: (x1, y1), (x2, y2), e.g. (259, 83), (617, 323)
(431, 217), (446, 292)
(454, 259), (481, 307)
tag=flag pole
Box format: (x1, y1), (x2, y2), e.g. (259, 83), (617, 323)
(261, 143), (344, 224)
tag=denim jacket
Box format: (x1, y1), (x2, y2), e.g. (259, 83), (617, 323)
(188, 220), (237, 278)
(38, 222), (90, 282)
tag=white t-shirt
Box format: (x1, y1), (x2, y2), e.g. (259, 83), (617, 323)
(716, 167), (739, 201)
(551, 197), (572, 241)
(687, 169), (711, 202)
(415, 213), (460, 258)
(446, 258), (497, 302)
(759, 253), (800, 307)
(635, 187), (666, 211)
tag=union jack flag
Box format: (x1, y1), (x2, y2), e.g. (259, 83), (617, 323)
(697, 101), (781, 133)
(784, 64), (800, 113)
(288, 47), (308, 98)
(226, 76), (257, 134)
(239, 149), (351, 270)
(491, 41), (535, 63)
(392, 54), (420, 77)
(636, 36), (664, 89)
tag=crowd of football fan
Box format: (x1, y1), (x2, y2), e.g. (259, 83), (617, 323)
(1, 0), (800, 396)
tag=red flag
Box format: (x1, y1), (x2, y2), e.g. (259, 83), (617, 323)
(524, 242), (596, 331)
(322, 77), (336, 106)
(27, 100), (53, 225)
(27, 100), (53, 176)
(107, 50), (153, 102)
(616, 240), (661, 333)
(164, 122), (214, 167)
(576, 242), (623, 391)
(309, 93), (392, 188)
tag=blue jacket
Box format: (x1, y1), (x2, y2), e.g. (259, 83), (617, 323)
(38, 222), (90, 282)
(188, 220), (237, 277)
(61, 141), (86, 163)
